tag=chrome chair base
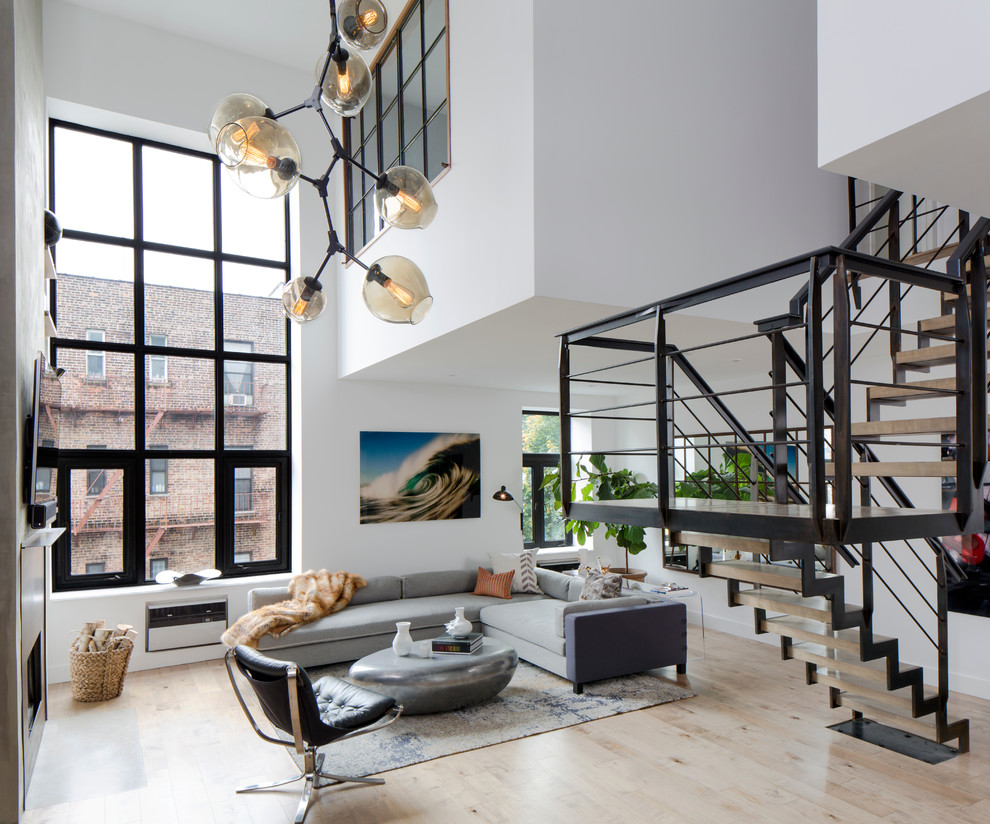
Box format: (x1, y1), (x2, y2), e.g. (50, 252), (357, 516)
(236, 749), (384, 823)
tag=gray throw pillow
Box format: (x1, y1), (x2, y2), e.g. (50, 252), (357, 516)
(579, 570), (623, 600)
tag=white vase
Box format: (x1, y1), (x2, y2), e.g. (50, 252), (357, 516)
(392, 621), (413, 656)
(446, 607), (472, 639)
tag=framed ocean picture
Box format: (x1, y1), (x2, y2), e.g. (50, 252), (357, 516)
(359, 431), (481, 523)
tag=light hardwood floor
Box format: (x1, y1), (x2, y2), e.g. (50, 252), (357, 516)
(22, 626), (990, 824)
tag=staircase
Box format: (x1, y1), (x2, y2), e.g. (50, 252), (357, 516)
(556, 183), (987, 755)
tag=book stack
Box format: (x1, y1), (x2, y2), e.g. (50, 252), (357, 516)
(431, 632), (483, 654)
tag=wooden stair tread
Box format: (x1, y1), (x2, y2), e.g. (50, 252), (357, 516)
(761, 616), (895, 655)
(836, 694), (949, 740)
(789, 642), (912, 686)
(867, 377), (956, 402)
(668, 531), (769, 555)
(918, 312), (989, 334)
(704, 559), (831, 589)
(824, 461), (955, 478)
(895, 339), (990, 367)
(734, 588), (841, 622)
(851, 416), (958, 437)
(813, 670), (916, 713)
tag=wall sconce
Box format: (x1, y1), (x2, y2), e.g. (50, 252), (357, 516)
(208, 0), (435, 326)
(493, 486), (524, 532)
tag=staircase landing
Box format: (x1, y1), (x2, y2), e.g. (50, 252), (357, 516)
(568, 497), (956, 544)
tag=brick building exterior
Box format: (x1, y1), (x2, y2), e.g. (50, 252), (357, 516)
(54, 272), (286, 579)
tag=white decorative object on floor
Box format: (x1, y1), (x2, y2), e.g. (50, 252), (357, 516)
(391, 621), (413, 656)
(444, 607), (472, 638)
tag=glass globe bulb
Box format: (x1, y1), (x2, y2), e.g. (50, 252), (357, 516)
(338, 0), (388, 50)
(209, 93), (269, 152)
(282, 277), (327, 323)
(374, 166), (438, 229)
(216, 116), (301, 199)
(362, 256), (433, 324)
(316, 51), (373, 117)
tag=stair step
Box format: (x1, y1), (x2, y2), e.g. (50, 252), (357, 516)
(813, 670), (916, 714)
(734, 588), (839, 621)
(850, 416), (958, 437)
(825, 461), (955, 478)
(789, 642), (902, 686)
(836, 694), (941, 739)
(895, 339), (990, 368)
(918, 312), (990, 334)
(704, 560), (805, 589)
(761, 616), (894, 656)
(669, 531), (769, 555)
(867, 377), (956, 402)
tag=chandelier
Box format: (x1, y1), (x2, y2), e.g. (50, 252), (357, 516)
(208, 0), (436, 326)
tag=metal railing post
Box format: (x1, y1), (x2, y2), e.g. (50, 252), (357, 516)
(832, 257), (852, 530)
(558, 337), (572, 518)
(805, 256), (827, 538)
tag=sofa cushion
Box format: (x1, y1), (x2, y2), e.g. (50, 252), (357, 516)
(402, 569), (478, 598)
(580, 570), (623, 600)
(489, 550), (542, 594)
(473, 567), (514, 599)
(480, 600), (565, 656)
(351, 575), (402, 605)
(553, 596), (649, 637)
(536, 568), (572, 601)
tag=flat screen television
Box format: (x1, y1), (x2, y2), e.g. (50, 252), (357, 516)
(23, 353), (60, 524)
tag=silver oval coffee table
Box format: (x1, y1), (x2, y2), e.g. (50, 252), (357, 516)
(348, 638), (518, 714)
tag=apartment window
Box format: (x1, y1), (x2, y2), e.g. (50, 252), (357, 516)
(85, 562), (106, 575)
(521, 412), (571, 549)
(148, 334), (167, 382)
(85, 329), (105, 378)
(344, 0), (449, 251)
(234, 466), (253, 512)
(149, 557), (169, 578)
(49, 121), (291, 591)
(223, 340), (254, 405)
(233, 551), (253, 564)
(149, 446), (167, 495)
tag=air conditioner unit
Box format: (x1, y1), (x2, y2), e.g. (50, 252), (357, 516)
(229, 394), (252, 407)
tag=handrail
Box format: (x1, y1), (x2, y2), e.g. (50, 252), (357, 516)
(787, 188), (903, 317)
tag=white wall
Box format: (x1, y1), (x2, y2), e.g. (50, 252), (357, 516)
(2, 0), (46, 815)
(817, 1), (990, 218)
(818, 0), (990, 168)
(533, 0), (847, 308)
(337, 0), (537, 375)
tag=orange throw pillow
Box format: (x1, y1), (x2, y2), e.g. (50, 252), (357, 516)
(474, 567), (514, 599)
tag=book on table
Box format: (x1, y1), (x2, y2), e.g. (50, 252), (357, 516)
(432, 632), (483, 654)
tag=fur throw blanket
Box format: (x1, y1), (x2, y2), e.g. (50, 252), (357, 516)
(221, 569), (367, 649)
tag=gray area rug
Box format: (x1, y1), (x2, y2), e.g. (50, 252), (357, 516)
(300, 661), (695, 776)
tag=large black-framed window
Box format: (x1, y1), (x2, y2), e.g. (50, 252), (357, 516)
(521, 411), (572, 550)
(344, 0), (449, 252)
(48, 119), (292, 591)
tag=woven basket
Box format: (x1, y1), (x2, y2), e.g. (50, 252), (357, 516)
(67, 633), (134, 702)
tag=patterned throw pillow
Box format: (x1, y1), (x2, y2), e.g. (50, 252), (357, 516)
(473, 567), (514, 599)
(488, 550), (542, 594)
(579, 570), (623, 600)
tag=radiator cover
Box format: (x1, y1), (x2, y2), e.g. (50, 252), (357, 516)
(146, 597), (228, 652)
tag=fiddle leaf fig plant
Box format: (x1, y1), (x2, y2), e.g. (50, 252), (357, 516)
(541, 453), (658, 557)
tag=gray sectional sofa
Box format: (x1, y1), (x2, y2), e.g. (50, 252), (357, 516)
(248, 567), (687, 693)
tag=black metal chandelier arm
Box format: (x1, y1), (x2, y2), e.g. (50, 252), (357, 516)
(270, 102), (307, 121)
(311, 248), (335, 283)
